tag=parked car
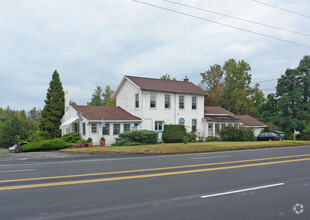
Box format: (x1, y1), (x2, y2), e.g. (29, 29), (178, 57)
(13, 142), (28, 153)
(257, 132), (281, 141)
(8, 144), (18, 153)
(270, 130), (285, 140)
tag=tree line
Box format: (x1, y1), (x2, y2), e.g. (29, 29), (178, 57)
(1, 55), (309, 147)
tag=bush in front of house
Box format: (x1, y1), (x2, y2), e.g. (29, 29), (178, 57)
(60, 133), (81, 143)
(162, 125), (186, 143)
(116, 130), (158, 145)
(21, 139), (69, 152)
(206, 136), (220, 142)
(220, 126), (255, 141)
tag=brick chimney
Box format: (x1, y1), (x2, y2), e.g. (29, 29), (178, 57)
(183, 76), (189, 82)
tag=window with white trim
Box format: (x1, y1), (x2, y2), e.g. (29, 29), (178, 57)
(192, 119), (197, 132)
(91, 123), (97, 133)
(179, 95), (184, 109)
(192, 96), (197, 109)
(150, 93), (156, 108)
(135, 94), (139, 108)
(165, 95), (170, 109)
(113, 124), (120, 135)
(124, 123), (130, 132)
(155, 121), (163, 131)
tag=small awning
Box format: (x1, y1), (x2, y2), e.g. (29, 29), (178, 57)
(60, 117), (79, 128)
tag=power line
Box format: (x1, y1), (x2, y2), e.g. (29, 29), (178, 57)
(251, 78), (279, 84)
(164, 0), (310, 37)
(132, 0), (310, 48)
(253, 0), (310, 19)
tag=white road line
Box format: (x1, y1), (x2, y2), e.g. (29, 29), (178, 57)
(0, 169), (35, 173)
(201, 183), (285, 199)
(191, 155), (232, 160)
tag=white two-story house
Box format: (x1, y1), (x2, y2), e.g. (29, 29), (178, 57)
(113, 76), (207, 139)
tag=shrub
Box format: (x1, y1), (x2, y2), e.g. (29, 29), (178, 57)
(117, 130), (158, 145)
(162, 125), (186, 143)
(301, 126), (310, 140)
(206, 136), (220, 142)
(183, 136), (189, 144)
(220, 126), (255, 141)
(21, 139), (69, 152)
(100, 137), (106, 142)
(186, 131), (197, 142)
(60, 133), (81, 143)
(87, 137), (92, 143)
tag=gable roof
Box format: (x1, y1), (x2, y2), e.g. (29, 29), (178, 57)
(72, 105), (141, 121)
(204, 106), (234, 115)
(234, 115), (267, 127)
(124, 75), (207, 95)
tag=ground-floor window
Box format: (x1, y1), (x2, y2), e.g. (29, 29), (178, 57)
(215, 123), (220, 136)
(155, 121), (163, 131)
(113, 124), (120, 135)
(91, 123), (97, 133)
(192, 119), (197, 132)
(208, 123), (213, 136)
(82, 123), (86, 135)
(102, 123), (110, 135)
(124, 123), (130, 132)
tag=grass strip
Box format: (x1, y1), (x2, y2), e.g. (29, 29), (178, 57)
(60, 140), (310, 154)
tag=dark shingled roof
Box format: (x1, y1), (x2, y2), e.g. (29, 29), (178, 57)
(204, 106), (234, 115)
(204, 115), (241, 122)
(72, 105), (141, 121)
(234, 115), (267, 127)
(126, 75), (207, 95)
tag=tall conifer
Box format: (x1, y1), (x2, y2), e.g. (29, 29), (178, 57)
(39, 70), (64, 139)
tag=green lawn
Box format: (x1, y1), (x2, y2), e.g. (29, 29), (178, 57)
(60, 140), (310, 154)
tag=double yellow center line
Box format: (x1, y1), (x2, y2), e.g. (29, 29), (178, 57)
(1, 153), (310, 191)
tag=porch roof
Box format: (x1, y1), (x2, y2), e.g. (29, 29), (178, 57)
(60, 117), (79, 128)
(204, 115), (241, 122)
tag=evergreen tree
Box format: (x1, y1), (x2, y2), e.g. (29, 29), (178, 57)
(87, 86), (104, 106)
(39, 70), (65, 139)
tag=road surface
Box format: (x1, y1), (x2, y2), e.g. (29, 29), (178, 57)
(0, 145), (310, 219)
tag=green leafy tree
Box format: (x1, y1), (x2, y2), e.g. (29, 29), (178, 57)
(102, 85), (116, 106)
(39, 70), (65, 139)
(87, 86), (104, 106)
(201, 59), (263, 116)
(200, 64), (224, 106)
(275, 61), (310, 133)
(256, 93), (278, 123)
(160, 74), (176, 80)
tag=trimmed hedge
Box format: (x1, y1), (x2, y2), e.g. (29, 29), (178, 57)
(117, 130), (158, 145)
(21, 139), (69, 152)
(60, 133), (81, 143)
(162, 125), (186, 143)
(220, 126), (255, 141)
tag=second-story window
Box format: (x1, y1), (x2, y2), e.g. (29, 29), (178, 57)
(165, 95), (170, 108)
(179, 95), (184, 109)
(150, 93), (156, 108)
(135, 94), (139, 108)
(192, 96), (197, 109)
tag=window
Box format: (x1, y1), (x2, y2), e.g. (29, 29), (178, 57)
(135, 93), (139, 108)
(82, 123), (86, 135)
(155, 121), (163, 131)
(73, 123), (79, 133)
(208, 123), (213, 136)
(234, 123), (239, 128)
(192, 96), (197, 109)
(102, 123), (110, 135)
(124, 123), (130, 132)
(113, 124), (120, 135)
(150, 93), (156, 108)
(179, 96), (184, 109)
(215, 123), (220, 135)
(91, 123), (97, 133)
(179, 118), (185, 126)
(192, 119), (197, 132)
(165, 95), (170, 108)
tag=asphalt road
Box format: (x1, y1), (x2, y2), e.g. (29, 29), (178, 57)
(1, 145), (310, 219)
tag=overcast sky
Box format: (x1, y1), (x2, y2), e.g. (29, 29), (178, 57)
(1, 0), (309, 111)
